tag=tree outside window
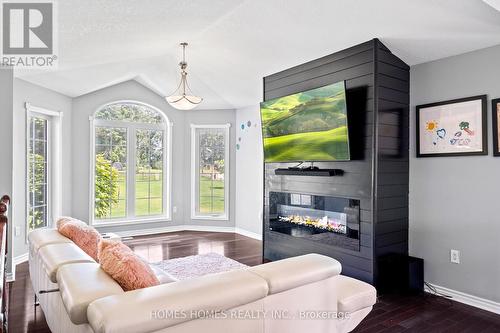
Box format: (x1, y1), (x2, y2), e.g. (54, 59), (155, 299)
(93, 102), (168, 222)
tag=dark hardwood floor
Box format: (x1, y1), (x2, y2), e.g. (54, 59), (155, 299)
(352, 293), (500, 333)
(8, 231), (500, 333)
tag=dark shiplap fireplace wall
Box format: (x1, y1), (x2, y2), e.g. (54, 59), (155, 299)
(262, 39), (409, 285)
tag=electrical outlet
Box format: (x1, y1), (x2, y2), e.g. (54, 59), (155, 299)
(450, 249), (460, 264)
(14, 226), (20, 237)
(173, 206), (177, 214)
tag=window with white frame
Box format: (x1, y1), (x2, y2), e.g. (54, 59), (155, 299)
(26, 103), (62, 233)
(191, 124), (230, 220)
(92, 102), (171, 224)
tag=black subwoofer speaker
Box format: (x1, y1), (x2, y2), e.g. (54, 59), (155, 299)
(378, 254), (424, 295)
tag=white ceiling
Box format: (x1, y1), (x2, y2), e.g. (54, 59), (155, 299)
(16, 0), (500, 109)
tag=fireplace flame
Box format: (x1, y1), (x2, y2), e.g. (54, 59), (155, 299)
(278, 214), (347, 234)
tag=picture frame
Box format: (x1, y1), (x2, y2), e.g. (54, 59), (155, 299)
(492, 98), (500, 157)
(416, 95), (487, 157)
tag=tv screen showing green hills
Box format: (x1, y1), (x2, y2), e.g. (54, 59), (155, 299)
(260, 81), (350, 162)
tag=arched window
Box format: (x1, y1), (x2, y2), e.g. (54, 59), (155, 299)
(91, 101), (171, 224)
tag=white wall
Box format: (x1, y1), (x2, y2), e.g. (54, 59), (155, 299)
(12, 79), (73, 258)
(0, 68), (14, 272)
(410, 44), (500, 303)
(235, 105), (263, 237)
(0, 69), (13, 194)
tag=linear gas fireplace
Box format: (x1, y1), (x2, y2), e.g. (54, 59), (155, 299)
(269, 192), (360, 251)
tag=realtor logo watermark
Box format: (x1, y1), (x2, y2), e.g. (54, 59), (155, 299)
(1, 1), (58, 68)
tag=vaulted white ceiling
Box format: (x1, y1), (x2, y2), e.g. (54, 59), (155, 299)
(16, 0), (500, 109)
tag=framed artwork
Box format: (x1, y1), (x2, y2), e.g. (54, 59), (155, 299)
(416, 95), (488, 157)
(493, 98), (500, 156)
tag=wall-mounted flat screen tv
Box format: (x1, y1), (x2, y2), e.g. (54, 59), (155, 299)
(260, 81), (350, 162)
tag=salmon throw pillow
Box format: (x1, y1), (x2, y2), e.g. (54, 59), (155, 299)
(57, 217), (101, 261)
(55, 216), (74, 229)
(98, 239), (160, 291)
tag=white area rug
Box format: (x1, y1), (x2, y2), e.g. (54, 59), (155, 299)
(150, 253), (248, 281)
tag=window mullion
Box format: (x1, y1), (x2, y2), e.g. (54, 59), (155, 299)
(210, 138), (215, 214)
(127, 126), (137, 218)
(223, 127), (230, 219)
(31, 120), (36, 226)
(147, 132), (152, 215)
(46, 117), (51, 226)
(163, 124), (171, 218)
(108, 129), (114, 217)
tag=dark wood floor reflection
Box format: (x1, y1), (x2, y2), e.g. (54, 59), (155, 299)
(8, 231), (500, 332)
(124, 231), (263, 266)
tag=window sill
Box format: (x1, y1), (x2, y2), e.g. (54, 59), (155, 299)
(190, 215), (229, 221)
(92, 216), (172, 227)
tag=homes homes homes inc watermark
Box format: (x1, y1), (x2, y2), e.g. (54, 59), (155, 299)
(1, 0), (58, 68)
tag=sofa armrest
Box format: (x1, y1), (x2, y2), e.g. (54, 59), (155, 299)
(248, 254), (342, 294)
(336, 275), (376, 313)
(87, 269), (268, 333)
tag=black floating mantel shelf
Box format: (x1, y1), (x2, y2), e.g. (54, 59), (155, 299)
(274, 168), (344, 177)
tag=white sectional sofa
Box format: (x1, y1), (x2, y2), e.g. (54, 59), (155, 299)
(28, 228), (376, 333)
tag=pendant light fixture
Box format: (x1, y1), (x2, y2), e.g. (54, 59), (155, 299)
(166, 42), (203, 110)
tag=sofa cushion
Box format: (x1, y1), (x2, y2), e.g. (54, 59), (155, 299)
(248, 254), (342, 294)
(28, 228), (71, 254)
(336, 275), (377, 313)
(58, 218), (102, 261)
(57, 262), (124, 325)
(87, 269), (269, 333)
(98, 239), (160, 291)
(39, 243), (95, 283)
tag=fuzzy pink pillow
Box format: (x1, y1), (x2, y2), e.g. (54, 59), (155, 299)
(58, 217), (101, 261)
(98, 239), (160, 291)
(55, 216), (74, 229)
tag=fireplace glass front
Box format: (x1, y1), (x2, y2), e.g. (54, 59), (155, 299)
(269, 192), (360, 251)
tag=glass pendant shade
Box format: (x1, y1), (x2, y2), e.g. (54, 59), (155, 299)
(166, 43), (203, 110)
(166, 94), (202, 110)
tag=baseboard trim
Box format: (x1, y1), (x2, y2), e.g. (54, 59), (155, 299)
(114, 226), (185, 238)
(13, 252), (29, 266)
(235, 227), (262, 240)
(115, 225), (262, 240)
(425, 283), (500, 314)
(7, 252), (30, 282)
(183, 225), (235, 233)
